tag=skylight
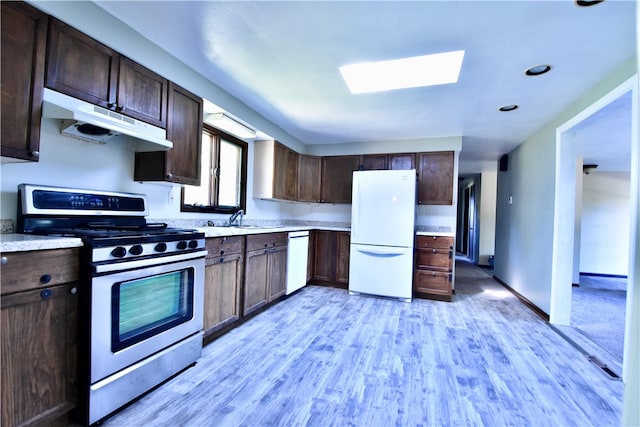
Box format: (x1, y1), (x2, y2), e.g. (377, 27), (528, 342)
(339, 50), (465, 94)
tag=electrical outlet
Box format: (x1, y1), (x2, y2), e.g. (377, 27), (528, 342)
(508, 195), (513, 205)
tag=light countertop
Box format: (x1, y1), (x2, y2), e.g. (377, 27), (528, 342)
(1, 234), (83, 253)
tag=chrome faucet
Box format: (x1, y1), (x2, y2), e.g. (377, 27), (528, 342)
(226, 209), (244, 226)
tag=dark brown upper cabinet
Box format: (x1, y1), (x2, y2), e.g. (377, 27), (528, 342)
(297, 154), (322, 203)
(46, 19), (168, 128)
(360, 154), (388, 170)
(389, 153), (416, 170)
(417, 151), (454, 205)
(1, 2), (48, 162)
(321, 155), (361, 204)
(134, 83), (203, 185)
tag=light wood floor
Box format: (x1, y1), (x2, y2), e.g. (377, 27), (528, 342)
(101, 261), (623, 426)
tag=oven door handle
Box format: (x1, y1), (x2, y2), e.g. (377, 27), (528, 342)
(94, 250), (208, 274)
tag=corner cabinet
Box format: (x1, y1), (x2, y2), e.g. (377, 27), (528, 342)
(203, 236), (245, 341)
(414, 235), (454, 301)
(1, 1), (48, 162)
(134, 83), (203, 185)
(1, 248), (79, 426)
(46, 18), (168, 127)
(417, 151), (454, 205)
(243, 233), (288, 316)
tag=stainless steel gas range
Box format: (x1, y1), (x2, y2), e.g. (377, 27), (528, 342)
(17, 184), (207, 425)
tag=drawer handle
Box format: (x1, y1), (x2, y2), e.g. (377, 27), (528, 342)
(40, 274), (52, 284)
(40, 289), (52, 299)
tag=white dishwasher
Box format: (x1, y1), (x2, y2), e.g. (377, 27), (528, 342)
(286, 230), (310, 295)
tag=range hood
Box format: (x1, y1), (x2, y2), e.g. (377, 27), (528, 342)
(42, 88), (173, 152)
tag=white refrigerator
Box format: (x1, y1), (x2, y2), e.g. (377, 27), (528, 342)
(348, 169), (416, 301)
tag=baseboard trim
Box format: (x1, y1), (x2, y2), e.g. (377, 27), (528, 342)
(580, 272), (628, 279)
(492, 276), (550, 322)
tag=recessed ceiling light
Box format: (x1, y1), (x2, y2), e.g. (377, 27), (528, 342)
(575, 0), (605, 7)
(339, 50), (465, 94)
(525, 64), (552, 76)
(499, 105), (518, 112)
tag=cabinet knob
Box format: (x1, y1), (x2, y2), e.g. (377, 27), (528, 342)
(70, 287), (78, 295)
(1, 256), (7, 265)
(30, 150), (40, 158)
(40, 289), (52, 299)
(115, 105), (125, 112)
(432, 249), (437, 253)
(166, 173), (173, 179)
(220, 250), (225, 255)
(40, 274), (52, 284)
(219, 257), (224, 263)
(107, 103), (115, 109)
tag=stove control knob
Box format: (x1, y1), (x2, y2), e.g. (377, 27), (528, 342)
(188, 240), (199, 249)
(155, 242), (167, 252)
(111, 247), (127, 258)
(177, 240), (188, 250)
(129, 245), (144, 256)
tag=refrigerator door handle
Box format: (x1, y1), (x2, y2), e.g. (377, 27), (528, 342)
(356, 246), (407, 257)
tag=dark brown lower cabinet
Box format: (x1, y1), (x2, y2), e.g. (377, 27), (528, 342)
(1, 249), (79, 427)
(243, 233), (288, 316)
(311, 230), (350, 287)
(413, 235), (454, 301)
(203, 236), (244, 340)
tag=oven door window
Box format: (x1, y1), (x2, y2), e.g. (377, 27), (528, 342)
(112, 268), (194, 352)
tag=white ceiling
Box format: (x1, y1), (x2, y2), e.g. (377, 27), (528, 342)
(93, 0), (636, 172)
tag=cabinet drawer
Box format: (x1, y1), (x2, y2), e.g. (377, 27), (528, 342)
(246, 233), (288, 252)
(1, 248), (79, 295)
(206, 236), (245, 258)
(416, 247), (452, 271)
(416, 235), (454, 249)
(414, 270), (452, 296)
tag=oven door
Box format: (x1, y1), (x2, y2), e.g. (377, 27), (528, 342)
(90, 251), (205, 383)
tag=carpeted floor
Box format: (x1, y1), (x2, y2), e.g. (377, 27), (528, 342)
(571, 275), (627, 360)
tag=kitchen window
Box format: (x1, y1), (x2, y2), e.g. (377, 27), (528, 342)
(181, 125), (247, 213)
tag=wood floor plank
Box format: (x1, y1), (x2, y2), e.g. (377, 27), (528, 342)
(99, 261), (624, 427)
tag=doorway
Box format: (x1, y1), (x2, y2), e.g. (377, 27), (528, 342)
(456, 174), (480, 264)
(550, 76), (637, 382)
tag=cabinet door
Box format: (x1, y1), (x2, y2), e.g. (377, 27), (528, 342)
(243, 250), (269, 316)
(312, 230), (334, 282)
(117, 57), (168, 128)
(135, 83), (202, 184)
(389, 153), (416, 170)
(1, 2), (48, 161)
(417, 151), (454, 205)
(267, 246), (288, 301)
(1, 283), (78, 427)
(297, 155), (321, 203)
(46, 19), (118, 108)
(320, 155), (360, 203)
(273, 143), (298, 200)
(203, 254), (243, 338)
(360, 154), (388, 170)
(335, 232), (351, 285)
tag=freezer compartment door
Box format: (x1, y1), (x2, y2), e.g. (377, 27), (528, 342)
(351, 170), (416, 247)
(348, 243), (413, 300)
